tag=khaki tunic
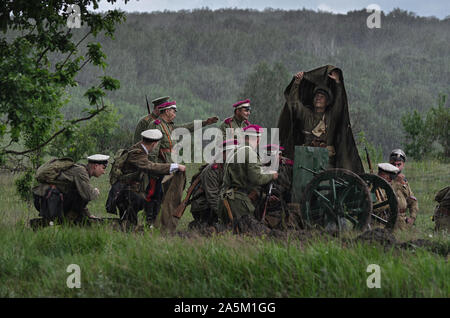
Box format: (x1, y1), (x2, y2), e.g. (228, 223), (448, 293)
(146, 117), (196, 163)
(218, 145), (274, 222)
(287, 81), (344, 164)
(133, 112), (159, 144)
(191, 163), (223, 216)
(33, 164), (98, 202)
(392, 174), (419, 230)
(120, 142), (172, 194)
(219, 116), (250, 141)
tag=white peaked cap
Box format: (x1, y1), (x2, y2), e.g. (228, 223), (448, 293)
(377, 163), (399, 174)
(87, 154), (110, 163)
(142, 129), (163, 141)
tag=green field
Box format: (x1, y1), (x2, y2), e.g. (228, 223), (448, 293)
(0, 161), (448, 297)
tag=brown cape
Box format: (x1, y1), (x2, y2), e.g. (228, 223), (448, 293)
(277, 65), (364, 174)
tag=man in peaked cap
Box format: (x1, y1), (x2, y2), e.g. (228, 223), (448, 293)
(142, 99), (217, 230)
(278, 66), (364, 172)
(388, 149), (419, 230)
(114, 129), (186, 227)
(31, 154), (110, 227)
(133, 96), (170, 144)
(148, 100), (218, 164)
(377, 162), (400, 183)
(188, 139), (239, 231)
(218, 125), (278, 228)
(219, 99), (251, 142)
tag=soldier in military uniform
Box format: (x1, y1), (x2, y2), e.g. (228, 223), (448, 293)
(219, 99), (251, 142)
(188, 139), (239, 230)
(257, 144), (294, 230)
(115, 129), (186, 226)
(147, 100), (218, 164)
(389, 149), (419, 230)
(32, 154), (110, 226)
(218, 125), (278, 228)
(278, 65), (364, 173)
(433, 186), (450, 232)
(133, 96), (168, 144)
(145, 100), (217, 230)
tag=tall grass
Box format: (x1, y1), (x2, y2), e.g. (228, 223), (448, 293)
(0, 161), (448, 297)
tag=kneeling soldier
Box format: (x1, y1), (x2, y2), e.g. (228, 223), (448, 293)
(257, 144), (294, 230)
(189, 139), (238, 229)
(32, 154), (109, 226)
(115, 129), (185, 226)
(218, 125), (278, 228)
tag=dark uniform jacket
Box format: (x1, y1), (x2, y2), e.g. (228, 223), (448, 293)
(120, 142), (172, 193)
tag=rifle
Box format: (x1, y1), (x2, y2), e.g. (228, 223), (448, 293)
(365, 147), (384, 201)
(145, 94), (151, 115)
(173, 175), (202, 219)
(261, 182), (274, 221)
(365, 146), (373, 174)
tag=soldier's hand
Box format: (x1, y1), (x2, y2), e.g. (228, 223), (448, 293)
(205, 116), (219, 125)
(294, 71), (304, 83)
(93, 188), (100, 196)
(272, 172), (279, 180)
(177, 164), (186, 172)
(328, 70), (341, 83)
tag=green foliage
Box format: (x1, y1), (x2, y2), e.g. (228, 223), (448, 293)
(356, 131), (384, 168)
(48, 105), (121, 161)
(14, 169), (34, 203)
(60, 9), (449, 157)
(240, 62), (290, 129)
(0, 0), (126, 163)
(402, 94), (449, 160)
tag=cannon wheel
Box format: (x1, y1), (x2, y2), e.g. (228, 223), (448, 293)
(301, 169), (372, 232)
(360, 173), (398, 230)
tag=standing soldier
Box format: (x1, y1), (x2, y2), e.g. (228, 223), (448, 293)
(115, 129), (185, 226)
(278, 66), (363, 172)
(32, 154), (110, 227)
(146, 100), (218, 230)
(133, 96), (169, 144)
(147, 100), (218, 164)
(389, 149), (419, 230)
(188, 139), (238, 230)
(218, 125), (278, 227)
(219, 99), (251, 142)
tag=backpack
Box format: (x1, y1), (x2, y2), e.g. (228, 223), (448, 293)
(36, 158), (75, 184)
(109, 148), (129, 185)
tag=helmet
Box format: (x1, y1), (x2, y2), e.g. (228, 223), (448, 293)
(390, 149), (406, 162)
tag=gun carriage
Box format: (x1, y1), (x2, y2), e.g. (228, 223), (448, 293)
(290, 146), (398, 232)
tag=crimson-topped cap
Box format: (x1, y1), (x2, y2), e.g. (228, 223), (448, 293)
(243, 124), (263, 137)
(233, 99), (251, 109)
(157, 101), (177, 111)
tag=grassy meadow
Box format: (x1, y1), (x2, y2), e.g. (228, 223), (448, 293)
(0, 160), (448, 297)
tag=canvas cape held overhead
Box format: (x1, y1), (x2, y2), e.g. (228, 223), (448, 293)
(277, 65), (364, 173)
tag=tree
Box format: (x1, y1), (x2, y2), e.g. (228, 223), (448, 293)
(0, 1), (127, 170)
(0, 1), (127, 201)
(402, 94), (449, 160)
(239, 62), (290, 129)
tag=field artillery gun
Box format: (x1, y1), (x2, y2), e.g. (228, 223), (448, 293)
(289, 146), (398, 232)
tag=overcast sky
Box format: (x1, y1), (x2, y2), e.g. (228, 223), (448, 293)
(93, 0), (450, 19)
